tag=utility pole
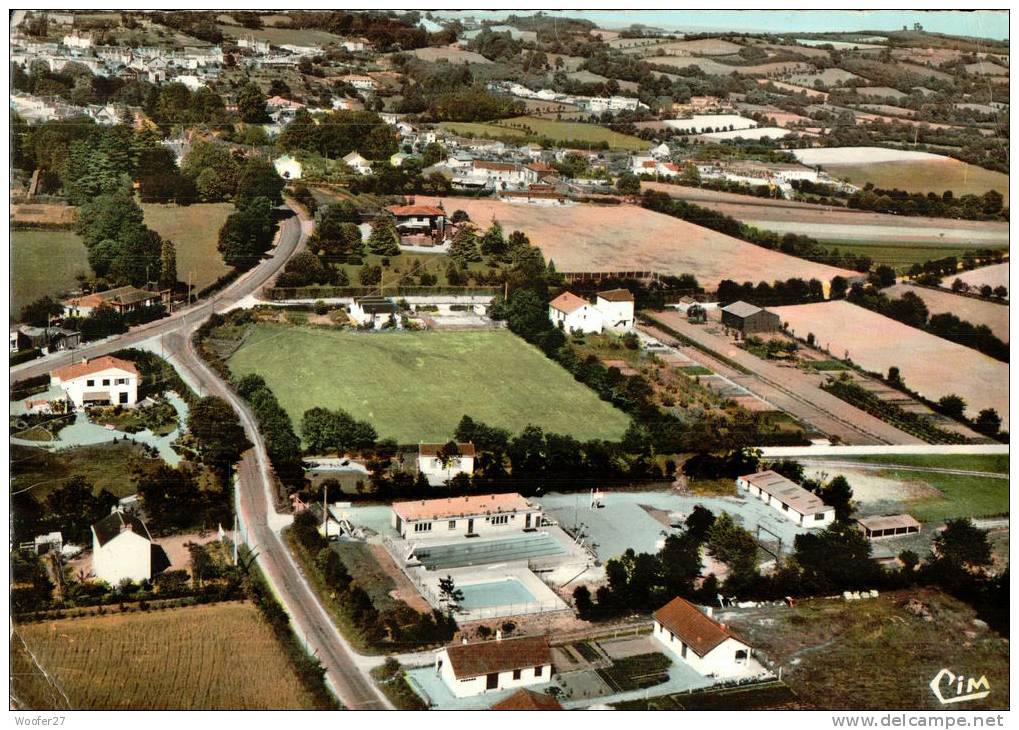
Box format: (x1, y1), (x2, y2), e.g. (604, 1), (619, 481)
(232, 513), (239, 566)
(322, 481), (328, 536)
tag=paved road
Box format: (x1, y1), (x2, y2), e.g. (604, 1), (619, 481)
(796, 459), (1009, 479)
(13, 204), (390, 709)
(639, 315), (924, 446)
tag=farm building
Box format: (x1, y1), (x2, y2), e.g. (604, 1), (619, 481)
(652, 596), (755, 678)
(857, 514), (921, 540)
(434, 635), (553, 698)
(348, 296), (398, 329)
(490, 688), (563, 710)
(417, 442), (476, 486)
(387, 203), (446, 243)
(549, 291), (604, 334)
(62, 285), (169, 318)
(12, 325), (80, 354)
(51, 355), (139, 409)
(596, 289), (636, 332)
(721, 301), (780, 334)
(736, 470), (834, 528)
(390, 493), (542, 539)
(91, 509), (153, 585)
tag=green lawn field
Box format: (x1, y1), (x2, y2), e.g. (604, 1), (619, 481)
(227, 326), (632, 444)
(825, 160), (1009, 206)
(11, 230), (90, 318)
(440, 115), (647, 151)
(142, 203), (233, 291)
(820, 241), (1005, 272)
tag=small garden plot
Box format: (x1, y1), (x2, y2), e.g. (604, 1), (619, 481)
(614, 681), (804, 710)
(596, 653), (673, 692)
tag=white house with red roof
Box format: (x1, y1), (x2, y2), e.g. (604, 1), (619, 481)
(595, 288), (636, 332)
(390, 493), (542, 539)
(416, 442), (475, 486)
(51, 356), (139, 409)
(435, 635), (553, 698)
(548, 291), (604, 334)
(91, 508), (153, 585)
(387, 203), (446, 243)
(652, 596), (756, 677)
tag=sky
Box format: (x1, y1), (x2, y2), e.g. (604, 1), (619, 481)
(434, 10), (1008, 41)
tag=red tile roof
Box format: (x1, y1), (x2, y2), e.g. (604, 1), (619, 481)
(597, 288), (635, 302)
(491, 688), (563, 710)
(549, 291), (589, 314)
(653, 596), (743, 657)
(52, 356), (139, 382)
(418, 442), (476, 457)
(445, 636), (552, 679)
(474, 160), (518, 171)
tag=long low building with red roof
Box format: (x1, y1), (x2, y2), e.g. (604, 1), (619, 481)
(390, 492), (542, 539)
(652, 596), (757, 677)
(50, 355), (140, 409)
(435, 635), (553, 698)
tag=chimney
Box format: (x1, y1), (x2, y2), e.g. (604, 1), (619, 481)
(705, 606), (713, 618)
(495, 629), (502, 641)
(461, 636), (468, 645)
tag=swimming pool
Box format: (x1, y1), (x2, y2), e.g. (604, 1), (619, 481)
(412, 532), (565, 570)
(458, 578), (538, 610)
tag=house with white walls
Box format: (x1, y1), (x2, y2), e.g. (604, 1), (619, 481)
(51, 356), (139, 409)
(595, 289), (636, 332)
(91, 509), (153, 585)
(548, 291), (604, 334)
(435, 635), (553, 698)
(417, 442), (475, 486)
(652, 596), (756, 678)
(348, 296), (398, 329)
(342, 150), (373, 175)
(736, 470), (835, 528)
(390, 493), (542, 539)
(274, 154), (303, 180)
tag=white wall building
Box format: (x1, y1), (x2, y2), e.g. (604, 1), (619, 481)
(736, 470), (835, 528)
(391, 493), (542, 540)
(274, 154), (303, 180)
(342, 150), (373, 175)
(595, 289), (636, 332)
(548, 291), (604, 334)
(417, 442), (475, 486)
(91, 509), (153, 586)
(50, 356), (139, 409)
(435, 635), (553, 698)
(348, 296), (398, 329)
(62, 31), (93, 49)
(652, 596), (755, 678)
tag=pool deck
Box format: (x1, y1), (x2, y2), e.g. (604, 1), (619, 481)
(414, 560), (570, 620)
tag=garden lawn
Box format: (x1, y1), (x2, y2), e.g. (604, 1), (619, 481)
(11, 442), (156, 500)
(11, 230), (90, 317)
(441, 116), (647, 151)
(227, 326), (631, 443)
(142, 203), (233, 291)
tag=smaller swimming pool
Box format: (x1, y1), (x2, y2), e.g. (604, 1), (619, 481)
(458, 578), (538, 610)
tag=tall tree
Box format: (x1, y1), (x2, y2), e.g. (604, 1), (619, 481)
(158, 239), (178, 289)
(236, 81), (269, 123)
(367, 215), (400, 256)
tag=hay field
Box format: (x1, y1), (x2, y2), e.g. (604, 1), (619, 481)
(853, 86), (907, 100)
(772, 300), (1009, 429)
(439, 116), (646, 150)
(407, 45), (493, 64)
(884, 283), (1008, 341)
(418, 197), (855, 287)
(142, 202), (234, 290)
(956, 263), (1009, 291)
(646, 56), (737, 75)
(788, 68), (861, 85)
(701, 126), (792, 140)
(10, 602), (319, 710)
(11, 230), (89, 317)
(227, 326), (632, 444)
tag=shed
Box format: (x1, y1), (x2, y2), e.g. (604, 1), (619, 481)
(721, 301), (780, 334)
(857, 514), (921, 540)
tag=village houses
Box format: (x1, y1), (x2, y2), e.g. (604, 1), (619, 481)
(736, 470), (835, 528)
(548, 290), (635, 334)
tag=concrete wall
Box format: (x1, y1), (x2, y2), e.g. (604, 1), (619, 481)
(596, 298), (635, 332)
(92, 530), (151, 585)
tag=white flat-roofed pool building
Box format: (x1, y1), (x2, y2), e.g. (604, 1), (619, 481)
(736, 470), (834, 528)
(391, 493), (542, 539)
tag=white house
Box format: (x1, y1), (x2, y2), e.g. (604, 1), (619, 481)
(736, 470), (835, 528)
(91, 509), (153, 586)
(50, 356), (139, 409)
(342, 150), (373, 175)
(548, 291), (603, 334)
(595, 289), (636, 332)
(174, 74), (206, 91)
(435, 635), (553, 698)
(472, 160), (527, 188)
(348, 296), (398, 329)
(652, 596), (755, 678)
(390, 493), (542, 539)
(237, 35), (271, 54)
(274, 154), (303, 180)
(62, 31), (93, 49)
(340, 74), (377, 91)
(417, 442), (475, 486)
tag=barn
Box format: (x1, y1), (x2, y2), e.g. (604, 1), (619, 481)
(721, 301), (780, 334)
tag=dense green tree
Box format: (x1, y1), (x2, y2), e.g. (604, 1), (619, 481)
(933, 519), (992, 570)
(187, 396), (250, 473)
(367, 215), (400, 256)
(237, 82), (269, 123)
(158, 239), (178, 289)
(235, 157), (284, 207)
(20, 296), (65, 327)
(218, 197), (277, 270)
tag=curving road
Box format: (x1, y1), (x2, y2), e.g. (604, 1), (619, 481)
(13, 203), (390, 709)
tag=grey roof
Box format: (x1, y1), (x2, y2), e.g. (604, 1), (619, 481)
(355, 296), (398, 314)
(741, 470), (830, 516)
(722, 301), (764, 318)
(92, 510), (152, 546)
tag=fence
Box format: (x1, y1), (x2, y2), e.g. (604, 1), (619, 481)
(263, 285), (502, 301)
(562, 270), (661, 283)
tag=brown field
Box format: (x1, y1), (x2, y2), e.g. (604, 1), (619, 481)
(885, 283), (1009, 341)
(406, 45), (492, 64)
(646, 56), (736, 75)
(641, 38), (745, 55)
(10, 602), (319, 710)
(10, 203), (76, 226)
(641, 181), (1009, 248)
(772, 300), (1009, 429)
(854, 86), (907, 100)
(417, 197), (855, 287)
(956, 263), (1010, 291)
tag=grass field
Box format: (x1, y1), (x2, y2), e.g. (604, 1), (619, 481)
(440, 115), (647, 150)
(215, 22), (348, 46)
(825, 161), (1009, 205)
(727, 589), (1009, 710)
(10, 602), (319, 710)
(821, 242), (990, 271)
(11, 442), (158, 500)
(228, 326), (632, 443)
(11, 230), (89, 318)
(142, 203), (233, 291)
